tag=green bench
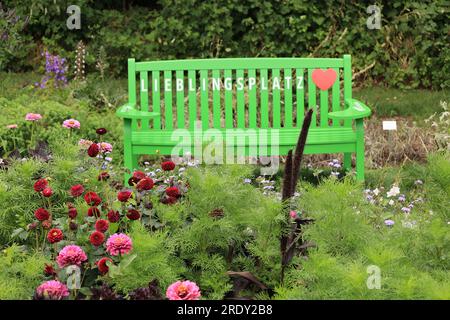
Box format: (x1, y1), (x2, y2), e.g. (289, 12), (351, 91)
(116, 54), (371, 183)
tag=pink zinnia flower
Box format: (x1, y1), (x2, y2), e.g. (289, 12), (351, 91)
(106, 233), (133, 256)
(25, 113), (42, 121)
(62, 119), (81, 129)
(166, 280), (201, 300)
(56, 245), (88, 268)
(98, 142), (113, 153)
(36, 280), (69, 300)
(6, 124), (18, 129)
(78, 139), (94, 149)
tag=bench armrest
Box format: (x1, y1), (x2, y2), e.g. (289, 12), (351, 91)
(116, 103), (160, 120)
(328, 98), (372, 120)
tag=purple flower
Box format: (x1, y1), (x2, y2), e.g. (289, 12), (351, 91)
(384, 219), (395, 226)
(401, 207), (411, 213)
(398, 195), (406, 202)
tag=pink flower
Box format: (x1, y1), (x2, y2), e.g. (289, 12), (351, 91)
(62, 119), (81, 129)
(25, 113), (42, 121)
(166, 280), (201, 300)
(106, 233), (133, 256)
(56, 245), (88, 268)
(6, 124), (18, 129)
(36, 280), (69, 300)
(98, 142), (113, 153)
(289, 210), (298, 219)
(78, 139), (93, 149)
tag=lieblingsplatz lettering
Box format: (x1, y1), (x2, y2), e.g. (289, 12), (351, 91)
(150, 76), (304, 92)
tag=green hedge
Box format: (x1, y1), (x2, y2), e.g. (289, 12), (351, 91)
(1, 0), (449, 89)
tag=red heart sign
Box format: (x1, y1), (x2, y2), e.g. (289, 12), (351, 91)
(312, 68), (337, 91)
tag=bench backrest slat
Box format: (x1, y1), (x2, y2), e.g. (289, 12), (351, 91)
(188, 70), (197, 130)
(200, 70), (209, 130)
(236, 69), (245, 128)
(296, 68), (305, 126)
(307, 69), (317, 127)
(132, 56), (351, 131)
(224, 69), (233, 129)
(260, 68), (269, 128)
(272, 68), (281, 128)
(331, 67), (340, 127)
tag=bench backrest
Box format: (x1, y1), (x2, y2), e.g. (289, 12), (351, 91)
(127, 55), (353, 131)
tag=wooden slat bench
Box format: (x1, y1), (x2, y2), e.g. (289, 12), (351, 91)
(116, 55), (371, 183)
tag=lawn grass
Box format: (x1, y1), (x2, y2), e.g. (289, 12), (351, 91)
(354, 86), (449, 120)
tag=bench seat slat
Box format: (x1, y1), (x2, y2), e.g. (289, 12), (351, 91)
(131, 127), (356, 146)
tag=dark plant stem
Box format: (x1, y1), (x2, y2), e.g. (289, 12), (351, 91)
(280, 108), (314, 284)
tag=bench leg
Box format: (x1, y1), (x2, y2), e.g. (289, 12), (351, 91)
(343, 153), (352, 171)
(123, 119), (139, 185)
(355, 119), (365, 182)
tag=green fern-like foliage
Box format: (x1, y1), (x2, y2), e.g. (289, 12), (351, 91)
(0, 245), (49, 299)
(105, 223), (183, 294)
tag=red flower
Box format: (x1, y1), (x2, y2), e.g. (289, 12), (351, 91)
(70, 184), (84, 197)
(96, 128), (107, 135)
(68, 207), (77, 219)
(44, 264), (57, 277)
(89, 231), (105, 246)
(42, 220), (52, 229)
(161, 161), (176, 171)
(47, 228), (63, 244)
(136, 177), (154, 191)
(69, 221), (78, 231)
(132, 171), (146, 181)
(165, 186), (180, 198)
(42, 187), (53, 197)
(87, 143), (100, 157)
(117, 190), (132, 202)
(107, 210), (120, 223)
(96, 257), (112, 274)
(161, 196), (178, 205)
(34, 179), (48, 192)
(34, 208), (50, 221)
(95, 219), (109, 233)
(84, 191), (101, 206)
(98, 172), (110, 181)
(87, 207), (101, 218)
(126, 209), (141, 220)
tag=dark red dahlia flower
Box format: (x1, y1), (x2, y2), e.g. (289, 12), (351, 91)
(33, 179), (48, 192)
(42, 187), (53, 197)
(87, 143), (100, 157)
(165, 186), (180, 198)
(132, 171), (146, 181)
(47, 228), (63, 243)
(126, 209), (141, 220)
(34, 208), (50, 221)
(161, 161), (176, 171)
(90, 231), (105, 246)
(69, 221), (78, 231)
(70, 184), (84, 197)
(42, 220), (52, 229)
(107, 210), (120, 223)
(87, 206), (101, 218)
(98, 171), (110, 181)
(117, 190), (132, 202)
(84, 191), (102, 206)
(96, 128), (107, 135)
(95, 219), (109, 233)
(44, 264), (57, 277)
(136, 177), (154, 191)
(161, 196), (177, 205)
(96, 257), (112, 274)
(68, 207), (78, 219)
